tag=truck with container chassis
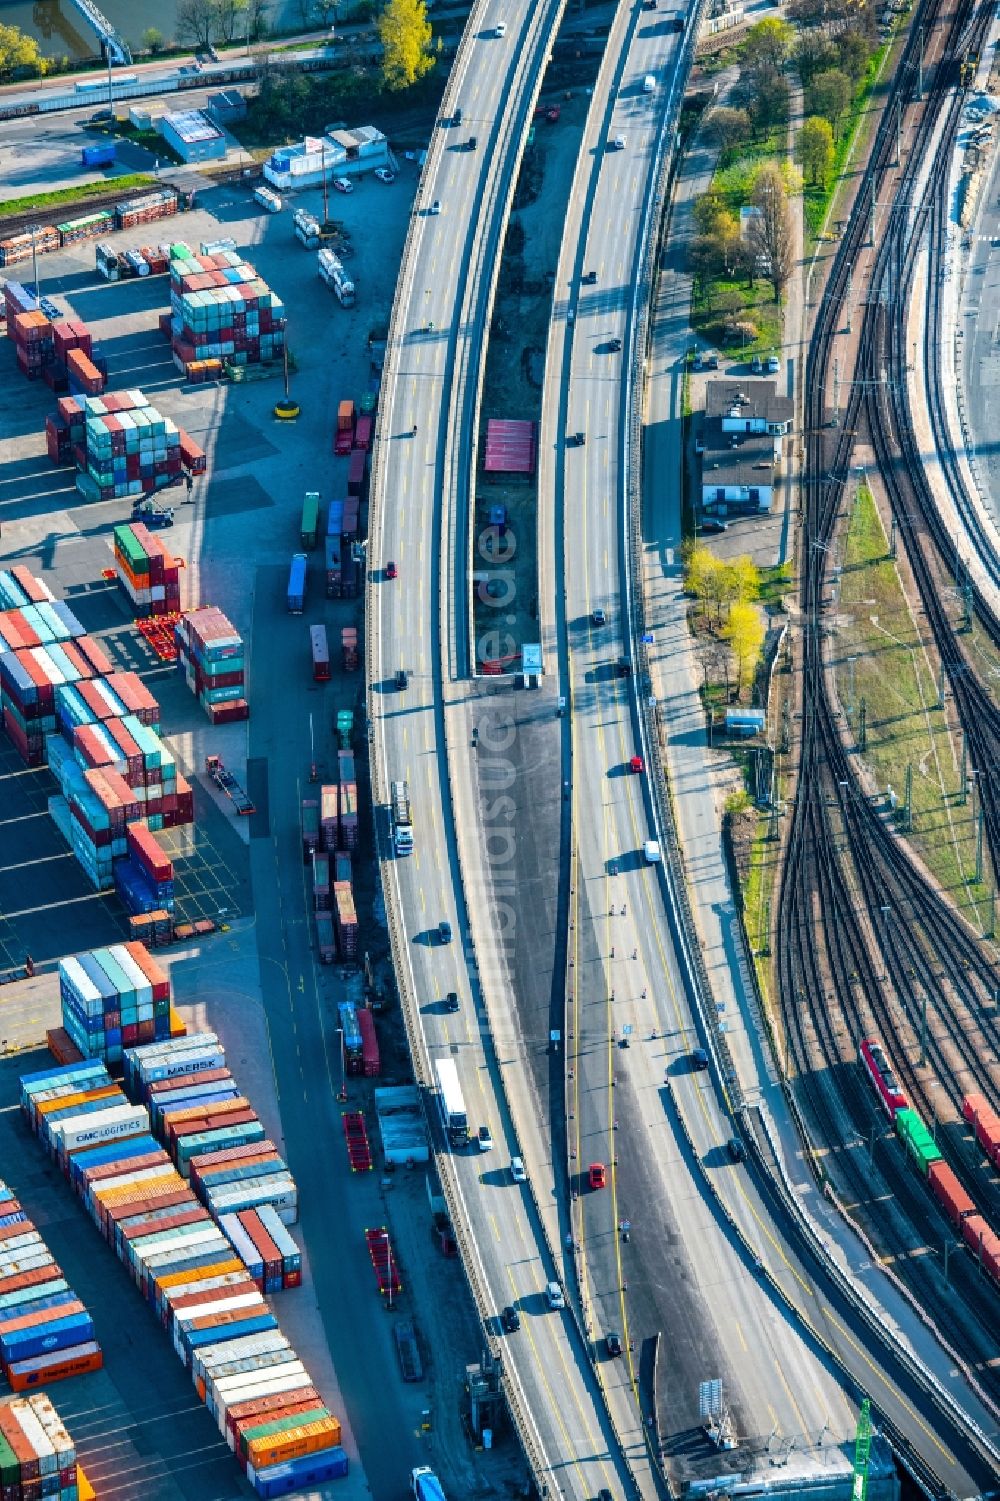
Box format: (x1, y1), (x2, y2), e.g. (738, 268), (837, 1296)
(390, 780), (413, 854)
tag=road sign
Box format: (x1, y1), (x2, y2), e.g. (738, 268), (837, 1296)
(622, 1024), (633, 1037)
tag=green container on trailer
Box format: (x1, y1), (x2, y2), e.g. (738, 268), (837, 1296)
(0, 1429), (19, 1485)
(300, 492), (320, 550)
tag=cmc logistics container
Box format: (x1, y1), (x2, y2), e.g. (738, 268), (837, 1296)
(18, 1051), (340, 1496)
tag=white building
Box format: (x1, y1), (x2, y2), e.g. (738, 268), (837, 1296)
(700, 381), (793, 516)
(263, 125), (389, 190)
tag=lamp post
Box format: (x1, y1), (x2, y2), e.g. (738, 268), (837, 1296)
(336, 1027), (347, 1101)
(383, 1231), (393, 1311)
(27, 225), (41, 301)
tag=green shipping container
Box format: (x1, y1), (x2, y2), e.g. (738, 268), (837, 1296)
(895, 1107), (941, 1175)
(301, 492), (320, 550)
(0, 1429), (19, 1485)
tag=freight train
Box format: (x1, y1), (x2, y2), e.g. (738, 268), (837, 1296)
(859, 1037), (1000, 1287)
(0, 191), (179, 269)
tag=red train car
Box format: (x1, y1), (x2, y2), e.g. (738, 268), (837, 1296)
(927, 1160), (975, 1230)
(859, 1038), (908, 1119)
(962, 1093), (1000, 1168)
(358, 1008), (380, 1079)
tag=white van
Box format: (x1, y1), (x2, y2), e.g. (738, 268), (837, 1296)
(644, 840), (662, 864)
(545, 1281), (565, 1310)
(643, 74), (656, 93)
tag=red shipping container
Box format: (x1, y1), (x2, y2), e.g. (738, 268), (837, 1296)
(123, 941), (170, 1001)
(75, 635), (114, 676)
(927, 1160), (975, 1230)
(127, 822), (172, 883)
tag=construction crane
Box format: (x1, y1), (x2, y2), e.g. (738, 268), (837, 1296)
(852, 1399), (872, 1501)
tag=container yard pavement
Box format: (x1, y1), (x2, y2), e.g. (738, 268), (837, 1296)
(0, 166), (517, 1500)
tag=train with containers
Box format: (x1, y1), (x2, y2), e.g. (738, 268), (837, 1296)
(859, 1037), (1000, 1287)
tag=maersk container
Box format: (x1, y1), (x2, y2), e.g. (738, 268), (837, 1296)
(286, 555), (307, 614)
(250, 1447), (349, 1496)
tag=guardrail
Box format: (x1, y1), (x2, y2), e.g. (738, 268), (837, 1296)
(615, 0), (1000, 1482)
(365, 2), (582, 1492)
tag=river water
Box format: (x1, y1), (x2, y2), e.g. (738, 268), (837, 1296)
(0, 0), (305, 61)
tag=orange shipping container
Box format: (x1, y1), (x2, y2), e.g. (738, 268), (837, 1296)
(246, 1416), (342, 1470)
(8, 1344), (103, 1390)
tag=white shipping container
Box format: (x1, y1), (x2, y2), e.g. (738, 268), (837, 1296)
(211, 1359), (305, 1407)
(140, 1233), (232, 1273)
(158, 1271), (249, 1307)
(27, 1394), (75, 1468)
(54, 1104), (148, 1153)
(174, 1290), (265, 1326)
(11, 1401), (56, 1475)
(132, 1224), (222, 1259)
(196, 1332), (290, 1378)
(0, 1252), (54, 1279)
(110, 945), (155, 1004)
(207, 1346), (299, 1390)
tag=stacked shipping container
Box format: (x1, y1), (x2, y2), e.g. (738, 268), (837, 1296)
(0, 583), (112, 768)
(113, 522), (182, 617)
(76, 390), (184, 502)
(0, 1179), (101, 1391)
(169, 245), (286, 370)
(126, 1035), (299, 1223)
(19, 1058), (344, 1496)
(0, 1392), (89, 1498)
(175, 607), (248, 723)
(60, 942), (172, 1067)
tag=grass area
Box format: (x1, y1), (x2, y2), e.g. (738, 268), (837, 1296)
(715, 124), (786, 194)
(837, 486), (993, 928)
(691, 274), (782, 357)
(0, 175), (155, 218)
(758, 560), (793, 609)
(803, 41), (891, 241)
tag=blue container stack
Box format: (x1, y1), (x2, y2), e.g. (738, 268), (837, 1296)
(60, 942), (172, 1067)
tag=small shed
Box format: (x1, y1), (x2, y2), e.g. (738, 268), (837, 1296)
(484, 418), (536, 477)
(207, 90), (247, 125)
(161, 109), (226, 163)
(375, 1084), (429, 1165)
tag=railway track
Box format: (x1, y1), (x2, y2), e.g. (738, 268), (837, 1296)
(778, 0), (1000, 1394)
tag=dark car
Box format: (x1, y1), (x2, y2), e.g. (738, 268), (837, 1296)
(726, 1137), (746, 1163)
(609, 337), (623, 352)
(615, 656), (631, 677)
(454, 106), (463, 125)
(395, 669), (408, 690)
(592, 607), (607, 626)
(467, 136), (478, 150)
(438, 920), (453, 944)
(691, 1047), (709, 1071)
(699, 519), (728, 535)
(583, 270), (598, 285)
(572, 430), (586, 446)
(385, 560), (398, 579)
(89, 109), (114, 124)
(501, 1304), (520, 1332)
(446, 991), (460, 1012)
(605, 1331), (623, 1357)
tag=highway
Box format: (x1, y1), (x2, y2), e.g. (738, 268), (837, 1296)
(368, 2), (637, 1497)
(537, 3), (864, 1487)
(538, 1), (1000, 1498)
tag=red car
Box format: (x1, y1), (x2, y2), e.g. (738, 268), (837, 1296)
(629, 755), (644, 774)
(385, 561), (398, 580)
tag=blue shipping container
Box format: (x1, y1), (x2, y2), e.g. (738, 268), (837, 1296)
(287, 554), (307, 613)
(252, 1447), (349, 1496)
(82, 144), (116, 169)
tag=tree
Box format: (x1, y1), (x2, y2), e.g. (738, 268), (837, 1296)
(141, 27), (165, 53)
(706, 106), (752, 153)
(742, 64), (789, 134)
(806, 69), (852, 133)
(176, 0), (216, 47)
(724, 555), (762, 607)
(836, 28), (870, 80)
(723, 601), (765, 697)
(685, 547), (724, 618)
(797, 115), (835, 186)
(749, 164), (794, 300)
(740, 16), (794, 72)
(0, 22), (43, 80)
(795, 31), (838, 86)
(378, 0), (435, 91)
(693, 190), (737, 239)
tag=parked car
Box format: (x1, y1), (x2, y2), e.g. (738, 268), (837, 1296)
(374, 167), (395, 184)
(510, 1156), (526, 1182)
(751, 353), (763, 374)
(430, 199), (442, 214)
(766, 353), (781, 373)
(629, 756), (644, 774)
(478, 1125), (493, 1152)
(467, 136), (478, 151)
(609, 337), (623, 352)
(501, 1305), (520, 1332)
(611, 134), (627, 150)
(727, 1137), (747, 1163)
(699, 519), (728, 535)
(332, 176), (353, 194)
(438, 920), (453, 944)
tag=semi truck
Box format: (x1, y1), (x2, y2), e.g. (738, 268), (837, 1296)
(287, 554), (307, 613)
(390, 780), (413, 855)
(318, 248), (356, 308)
(411, 1468), (446, 1501)
(434, 1059), (468, 1147)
